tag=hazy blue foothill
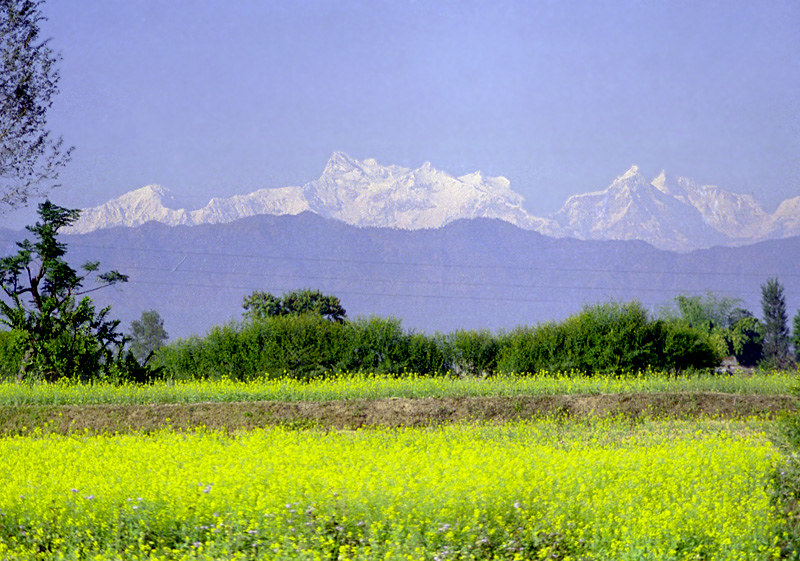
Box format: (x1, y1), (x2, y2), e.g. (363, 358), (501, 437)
(2, 213), (796, 340)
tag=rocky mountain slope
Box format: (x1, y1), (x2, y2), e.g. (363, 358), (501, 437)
(65, 153), (798, 251)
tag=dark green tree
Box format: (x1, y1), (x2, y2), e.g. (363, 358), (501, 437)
(792, 309), (800, 363)
(1, 0), (72, 212)
(726, 308), (762, 367)
(0, 201), (128, 380)
(760, 277), (790, 368)
(243, 289), (347, 323)
(129, 310), (168, 364)
(665, 293), (761, 363)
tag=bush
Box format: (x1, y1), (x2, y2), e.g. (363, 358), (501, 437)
(337, 317), (449, 376)
(155, 315), (348, 381)
(0, 330), (23, 379)
(337, 317), (410, 375)
(445, 329), (499, 376)
(156, 315), (450, 381)
(496, 302), (720, 375)
(155, 302), (723, 381)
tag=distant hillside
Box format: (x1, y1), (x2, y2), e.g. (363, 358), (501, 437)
(4, 213), (798, 339)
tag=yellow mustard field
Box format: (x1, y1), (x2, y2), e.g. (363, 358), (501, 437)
(0, 370), (793, 406)
(0, 419), (783, 560)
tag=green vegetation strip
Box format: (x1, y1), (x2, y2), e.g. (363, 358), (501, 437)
(0, 371), (795, 406)
(0, 419), (783, 560)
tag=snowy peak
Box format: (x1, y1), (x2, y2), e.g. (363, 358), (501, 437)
(619, 165), (641, 181)
(322, 151), (361, 175)
(68, 153), (557, 234)
(554, 167), (725, 250)
(64, 185), (192, 233)
(304, 154), (543, 230)
(64, 154), (799, 252)
(552, 167), (790, 250)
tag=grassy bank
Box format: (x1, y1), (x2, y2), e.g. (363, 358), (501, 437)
(0, 370), (794, 406)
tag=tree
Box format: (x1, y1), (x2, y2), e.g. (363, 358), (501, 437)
(793, 309), (800, 363)
(242, 289), (347, 323)
(129, 310), (168, 364)
(760, 277), (790, 368)
(665, 293), (761, 364)
(0, 201), (128, 380)
(1, 0), (72, 213)
(671, 293), (740, 333)
(726, 308), (762, 367)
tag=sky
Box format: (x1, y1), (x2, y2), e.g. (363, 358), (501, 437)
(4, 0), (800, 227)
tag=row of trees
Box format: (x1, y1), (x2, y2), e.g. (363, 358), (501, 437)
(663, 280), (797, 369)
(1, 198), (799, 382)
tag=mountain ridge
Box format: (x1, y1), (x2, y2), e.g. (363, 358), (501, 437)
(65, 153), (799, 251)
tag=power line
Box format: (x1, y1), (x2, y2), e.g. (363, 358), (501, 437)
(2, 236), (796, 278)
(118, 263), (758, 295)
(125, 278), (682, 308)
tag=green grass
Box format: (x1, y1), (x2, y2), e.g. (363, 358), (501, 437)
(0, 369), (794, 406)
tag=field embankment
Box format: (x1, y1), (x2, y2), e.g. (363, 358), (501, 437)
(1, 392), (796, 435)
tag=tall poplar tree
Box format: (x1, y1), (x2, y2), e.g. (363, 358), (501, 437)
(760, 277), (790, 367)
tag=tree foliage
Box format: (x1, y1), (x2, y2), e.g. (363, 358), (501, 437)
(497, 301), (720, 375)
(242, 289), (347, 323)
(760, 277), (790, 368)
(0, 201), (129, 380)
(129, 309), (168, 364)
(664, 293), (762, 366)
(793, 309), (800, 363)
(0, 0), (72, 212)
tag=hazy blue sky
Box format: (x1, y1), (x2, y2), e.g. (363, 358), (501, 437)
(6, 0), (799, 226)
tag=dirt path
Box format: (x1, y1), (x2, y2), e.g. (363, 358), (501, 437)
(0, 392), (795, 435)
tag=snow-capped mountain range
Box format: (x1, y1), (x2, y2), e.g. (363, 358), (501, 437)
(66, 152), (799, 251)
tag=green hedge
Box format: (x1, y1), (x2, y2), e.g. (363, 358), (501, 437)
(496, 302), (720, 375)
(153, 315), (448, 381)
(151, 302), (720, 381)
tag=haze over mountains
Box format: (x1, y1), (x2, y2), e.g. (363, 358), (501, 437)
(2, 153), (797, 339)
(3, 212), (796, 339)
(67, 152), (800, 251)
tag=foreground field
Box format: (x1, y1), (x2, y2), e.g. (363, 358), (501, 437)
(0, 419), (783, 560)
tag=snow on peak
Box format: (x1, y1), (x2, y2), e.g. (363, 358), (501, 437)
(63, 154), (798, 251)
(651, 171), (669, 194)
(619, 165), (641, 180)
(67, 152), (555, 235)
(322, 151), (360, 174)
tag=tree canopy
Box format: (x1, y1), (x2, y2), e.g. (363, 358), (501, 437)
(0, 201), (128, 380)
(129, 310), (169, 364)
(664, 292), (762, 365)
(242, 289), (347, 323)
(0, 0), (71, 212)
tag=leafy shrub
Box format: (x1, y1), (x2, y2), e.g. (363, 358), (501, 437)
(0, 330), (23, 379)
(156, 315), (449, 381)
(156, 301), (722, 381)
(497, 302), (720, 375)
(337, 317), (409, 375)
(156, 315), (348, 381)
(445, 329), (499, 376)
(657, 321), (720, 372)
(337, 317), (449, 375)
